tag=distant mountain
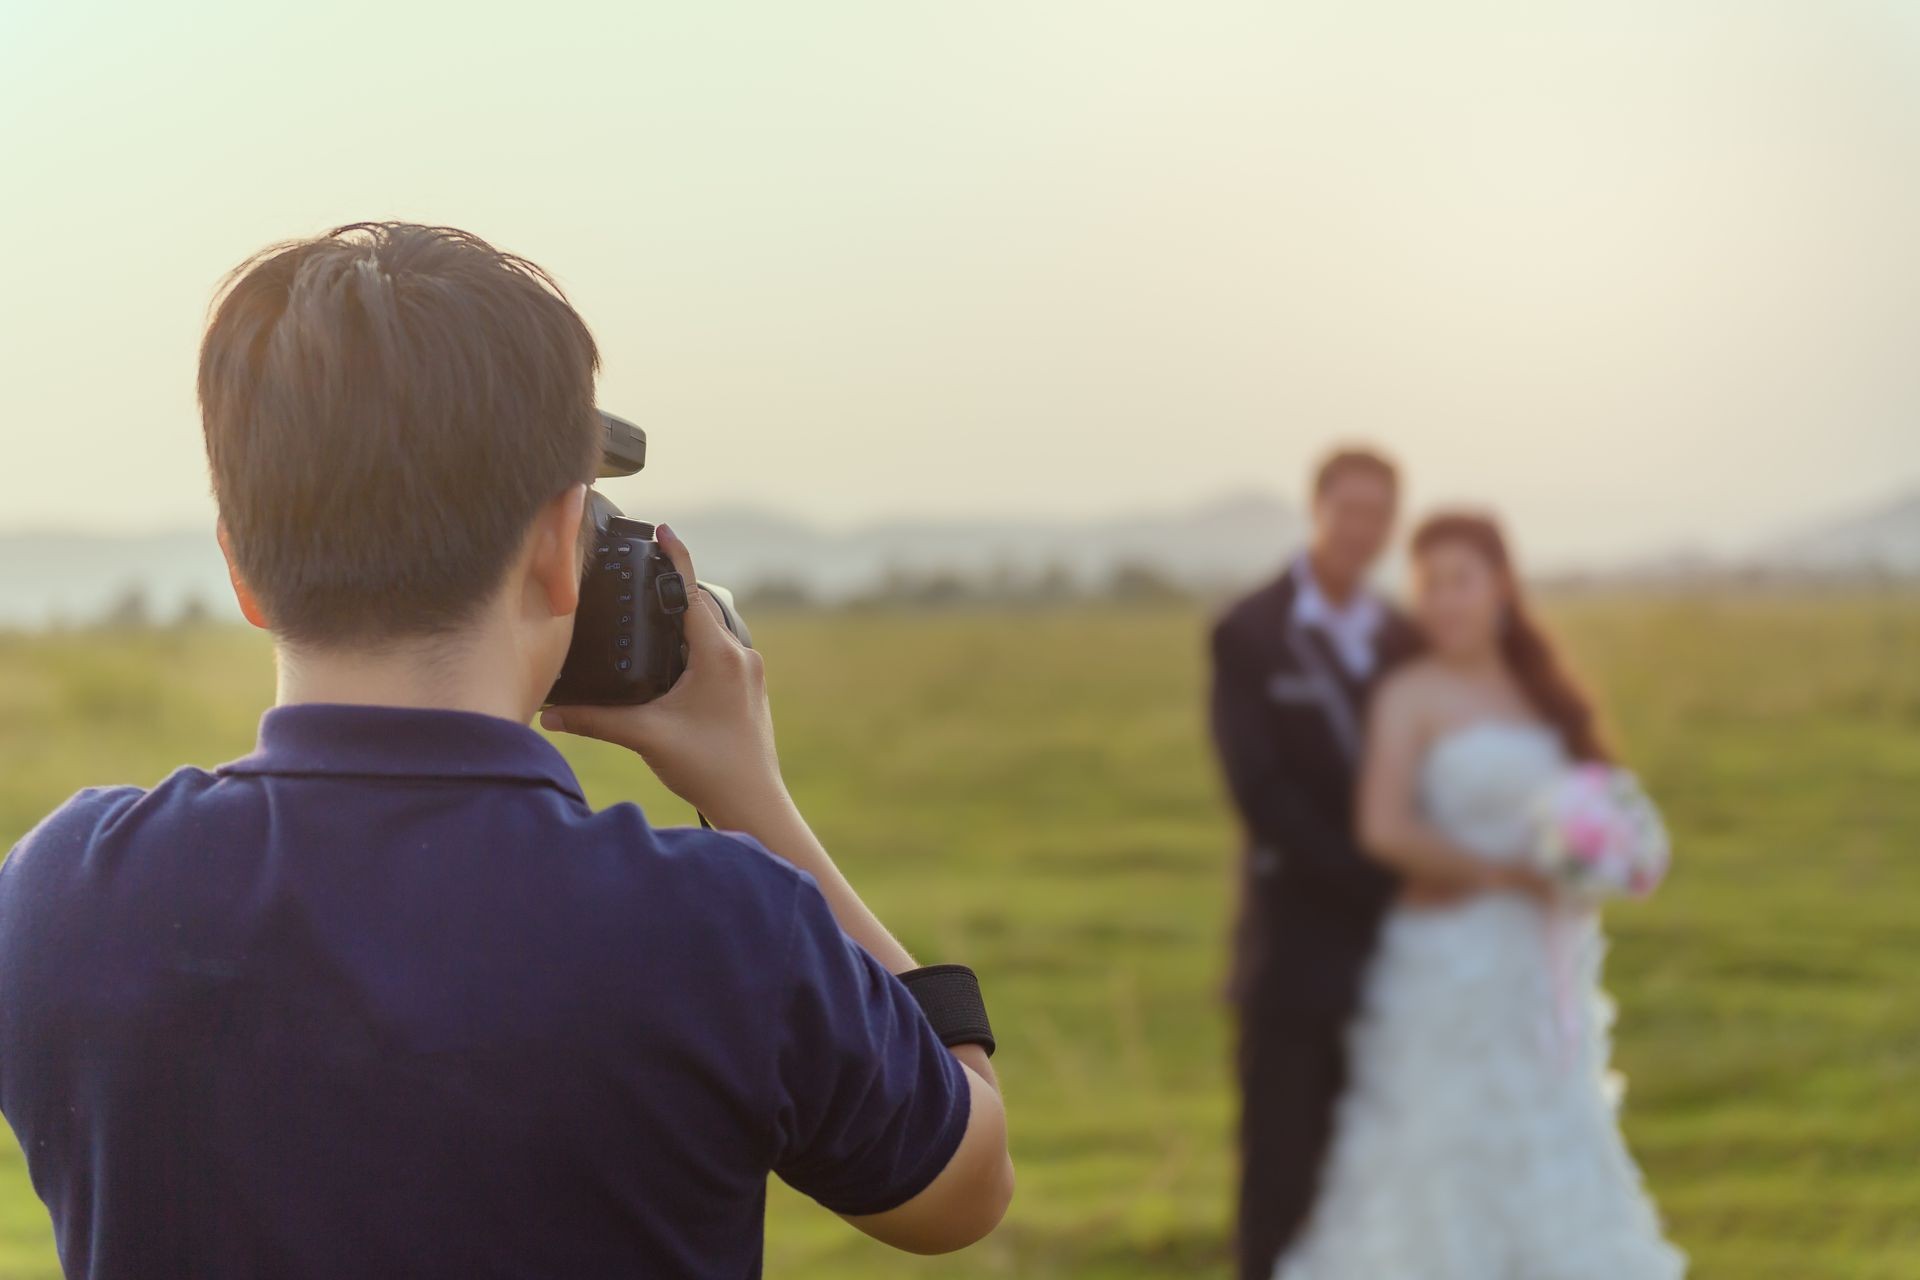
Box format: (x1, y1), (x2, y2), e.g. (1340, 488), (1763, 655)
(668, 491), (1303, 598)
(6, 485), (1914, 629)
(0, 494), (1305, 628)
(0, 529), (236, 628)
(1748, 491), (1920, 576)
(1557, 488), (1920, 586)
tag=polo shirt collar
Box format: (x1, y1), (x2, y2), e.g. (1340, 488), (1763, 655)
(218, 703), (586, 804)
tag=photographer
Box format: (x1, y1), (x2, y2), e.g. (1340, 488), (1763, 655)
(0, 223), (1012, 1277)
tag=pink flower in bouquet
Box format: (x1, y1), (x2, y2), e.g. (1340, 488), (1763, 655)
(1529, 765), (1671, 1068)
(1564, 808), (1614, 865)
(1530, 765), (1670, 901)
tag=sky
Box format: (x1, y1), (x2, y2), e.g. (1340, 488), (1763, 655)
(2, 0), (1917, 567)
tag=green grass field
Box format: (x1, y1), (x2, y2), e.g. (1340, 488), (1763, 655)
(2, 595), (1917, 1278)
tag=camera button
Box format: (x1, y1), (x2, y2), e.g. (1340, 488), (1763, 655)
(615, 657), (632, 672)
(615, 542), (634, 555)
(615, 635), (632, 649)
(618, 570), (633, 581)
(618, 613), (633, 625)
(617, 593), (634, 605)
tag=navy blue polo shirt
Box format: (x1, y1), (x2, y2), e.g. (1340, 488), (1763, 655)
(0, 705), (969, 1280)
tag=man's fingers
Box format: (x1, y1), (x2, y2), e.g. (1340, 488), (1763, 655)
(542, 702), (666, 753)
(656, 524), (740, 659)
(541, 705), (607, 739)
(680, 585), (738, 660)
(657, 523), (697, 582)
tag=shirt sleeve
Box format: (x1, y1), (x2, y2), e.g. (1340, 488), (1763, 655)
(769, 878), (972, 1217)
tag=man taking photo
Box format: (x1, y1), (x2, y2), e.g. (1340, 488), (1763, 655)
(0, 223), (1013, 1278)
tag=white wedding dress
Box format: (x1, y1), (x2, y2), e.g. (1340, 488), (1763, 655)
(1274, 721), (1685, 1279)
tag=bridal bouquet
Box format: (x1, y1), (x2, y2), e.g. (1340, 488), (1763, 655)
(1530, 764), (1670, 902)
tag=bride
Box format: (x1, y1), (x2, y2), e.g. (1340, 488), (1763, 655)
(1274, 512), (1685, 1279)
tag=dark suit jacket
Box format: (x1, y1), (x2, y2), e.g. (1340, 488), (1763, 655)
(1209, 568), (1423, 1022)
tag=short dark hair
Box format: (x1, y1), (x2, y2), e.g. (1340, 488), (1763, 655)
(198, 222), (602, 646)
(1312, 445), (1399, 499)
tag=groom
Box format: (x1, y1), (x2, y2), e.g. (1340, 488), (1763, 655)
(1208, 446), (1423, 1279)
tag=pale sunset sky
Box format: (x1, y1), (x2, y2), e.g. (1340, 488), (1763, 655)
(2, 0), (1917, 565)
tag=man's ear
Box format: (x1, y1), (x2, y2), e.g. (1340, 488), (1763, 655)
(528, 484), (589, 620)
(215, 523), (271, 631)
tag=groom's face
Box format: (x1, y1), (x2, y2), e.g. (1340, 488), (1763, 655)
(1311, 472), (1398, 583)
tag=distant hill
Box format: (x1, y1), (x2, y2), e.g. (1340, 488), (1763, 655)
(0, 530), (235, 629)
(1554, 489), (1920, 587)
(0, 494), (1305, 628)
(1749, 491), (1920, 576)
(668, 491), (1303, 598)
(7, 486), (1917, 628)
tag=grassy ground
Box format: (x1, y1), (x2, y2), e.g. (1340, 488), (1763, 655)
(1, 594), (1916, 1278)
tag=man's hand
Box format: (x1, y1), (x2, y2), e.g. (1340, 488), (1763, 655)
(1398, 877), (1473, 910)
(1487, 861), (1560, 906)
(540, 526), (788, 829)
(1400, 861), (1558, 910)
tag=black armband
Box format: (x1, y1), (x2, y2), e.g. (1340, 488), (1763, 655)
(898, 964), (995, 1057)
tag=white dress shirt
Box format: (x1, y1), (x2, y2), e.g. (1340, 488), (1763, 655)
(1291, 556), (1386, 681)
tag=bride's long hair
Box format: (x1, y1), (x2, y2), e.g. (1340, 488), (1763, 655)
(1410, 512), (1614, 764)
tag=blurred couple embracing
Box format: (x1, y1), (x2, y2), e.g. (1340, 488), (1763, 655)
(1210, 448), (1687, 1279)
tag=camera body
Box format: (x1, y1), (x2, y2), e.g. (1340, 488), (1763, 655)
(545, 414), (751, 706)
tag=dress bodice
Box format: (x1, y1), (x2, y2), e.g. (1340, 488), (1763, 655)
(1419, 720), (1568, 865)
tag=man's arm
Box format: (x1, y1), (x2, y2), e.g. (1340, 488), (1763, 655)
(697, 798), (1010, 1252)
(836, 1047), (1010, 1253)
(1208, 621), (1397, 914)
(543, 526), (1012, 1254)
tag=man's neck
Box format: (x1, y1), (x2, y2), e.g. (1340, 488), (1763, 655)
(274, 630), (536, 724)
(1304, 548), (1363, 609)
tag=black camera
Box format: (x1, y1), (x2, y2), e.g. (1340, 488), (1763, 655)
(545, 412), (751, 706)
